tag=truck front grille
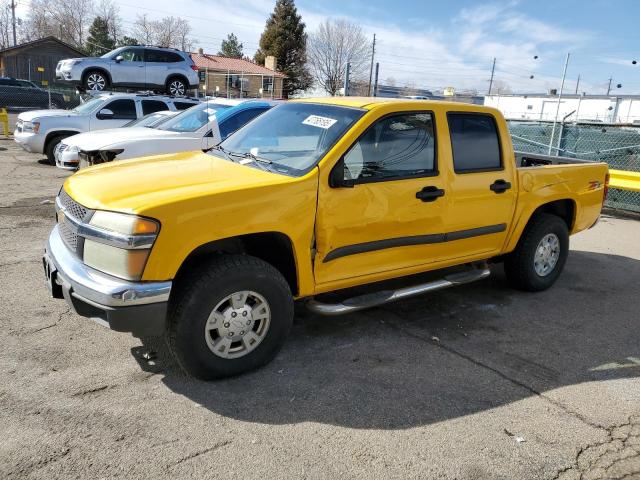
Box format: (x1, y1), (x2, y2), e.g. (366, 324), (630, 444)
(56, 189), (93, 257)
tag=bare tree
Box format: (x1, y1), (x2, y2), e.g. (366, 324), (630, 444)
(307, 19), (371, 96)
(95, 0), (122, 42)
(133, 14), (195, 51)
(24, 0), (94, 48)
(491, 79), (512, 94)
(0, 0), (16, 48)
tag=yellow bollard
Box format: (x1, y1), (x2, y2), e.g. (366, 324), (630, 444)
(0, 108), (8, 137)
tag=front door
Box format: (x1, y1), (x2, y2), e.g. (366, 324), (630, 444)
(110, 48), (145, 88)
(314, 111), (450, 285)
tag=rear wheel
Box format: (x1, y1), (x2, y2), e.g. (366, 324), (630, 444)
(504, 213), (569, 291)
(84, 70), (109, 91)
(166, 77), (187, 96)
(167, 255), (294, 379)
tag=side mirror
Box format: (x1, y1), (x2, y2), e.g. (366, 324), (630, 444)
(96, 108), (114, 120)
(329, 158), (355, 188)
(115, 55), (123, 63)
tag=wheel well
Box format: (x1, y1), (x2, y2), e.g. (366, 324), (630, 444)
(82, 68), (111, 85)
(530, 199), (576, 230)
(175, 232), (299, 295)
(44, 131), (78, 151)
(166, 74), (188, 87)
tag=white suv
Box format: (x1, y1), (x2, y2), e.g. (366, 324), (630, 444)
(56, 46), (199, 95)
(14, 93), (199, 164)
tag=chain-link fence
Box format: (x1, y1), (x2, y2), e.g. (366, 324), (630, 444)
(197, 71), (284, 100)
(0, 82), (82, 112)
(508, 120), (640, 212)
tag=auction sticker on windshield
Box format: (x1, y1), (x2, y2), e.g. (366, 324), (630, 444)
(302, 115), (337, 129)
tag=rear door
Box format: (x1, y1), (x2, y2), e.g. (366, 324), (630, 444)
(144, 49), (171, 89)
(110, 48), (145, 87)
(141, 99), (170, 115)
(442, 112), (517, 257)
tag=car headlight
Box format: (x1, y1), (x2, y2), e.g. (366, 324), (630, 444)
(67, 145), (80, 153)
(82, 211), (160, 281)
(22, 121), (40, 133)
(66, 59), (83, 67)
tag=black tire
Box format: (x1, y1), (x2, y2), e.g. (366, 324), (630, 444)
(83, 70), (109, 91)
(167, 254), (294, 380)
(504, 213), (569, 292)
(45, 135), (65, 165)
(166, 76), (187, 96)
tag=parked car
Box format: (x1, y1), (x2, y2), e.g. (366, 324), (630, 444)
(14, 92), (199, 164)
(43, 98), (609, 379)
(0, 77), (68, 110)
(54, 110), (179, 170)
(74, 99), (276, 169)
(55, 46), (199, 95)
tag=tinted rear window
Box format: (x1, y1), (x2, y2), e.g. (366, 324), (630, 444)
(141, 99), (169, 115)
(448, 113), (502, 172)
(174, 101), (197, 110)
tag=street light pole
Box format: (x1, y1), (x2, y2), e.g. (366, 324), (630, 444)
(488, 58), (496, 95)
(548, 52), (570, 155)
(367, 34), (376, 96)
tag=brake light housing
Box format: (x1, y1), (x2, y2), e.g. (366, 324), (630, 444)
(603, 173), (610, 207)
(190, 64), (199, 71)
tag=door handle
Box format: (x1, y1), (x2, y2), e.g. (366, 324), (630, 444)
(490, 179), (511, 193)
(416, 186), (445, 202)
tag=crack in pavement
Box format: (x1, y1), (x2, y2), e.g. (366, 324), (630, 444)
(552, 416), (640, 480)
(379, 314), (640, 479)
(169, 440), (232, 468)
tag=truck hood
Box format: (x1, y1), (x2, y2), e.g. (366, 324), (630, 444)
(64, 150), (291, 213)
(18, 109), (77, 122)
(64, 127), (186, 150)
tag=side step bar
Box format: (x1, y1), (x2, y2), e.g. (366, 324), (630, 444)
(306, 264), (491, 316)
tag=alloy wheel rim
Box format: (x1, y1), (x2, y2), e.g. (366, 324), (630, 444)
(204, 290), (271, 359)
(87, 74), (106, 90)
(170, 81), (185, 95)
(534, 233), (560, 277)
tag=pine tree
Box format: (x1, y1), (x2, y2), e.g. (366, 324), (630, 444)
(118, 36), (140, 47)
(254, 0), (312, 97)
(218, 33), (243, 58)
(86, 17), (116, 56)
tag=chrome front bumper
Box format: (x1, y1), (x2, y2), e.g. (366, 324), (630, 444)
(44, 225), (172, 336)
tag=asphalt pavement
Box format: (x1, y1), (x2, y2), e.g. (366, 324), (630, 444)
(1, 138), (639, 480)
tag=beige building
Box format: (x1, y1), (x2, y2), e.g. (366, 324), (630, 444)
(191, 50), (286, 99)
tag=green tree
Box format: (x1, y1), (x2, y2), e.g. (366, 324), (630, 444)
(218, 33), (243, 58)
(117, 36), (140, 47)
(254, 0), (312, 97)
(86, 16), (115, 56)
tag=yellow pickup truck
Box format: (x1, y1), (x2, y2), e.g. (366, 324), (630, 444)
(43, 98), (609, 379)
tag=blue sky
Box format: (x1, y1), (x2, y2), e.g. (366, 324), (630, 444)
(20, 0), (640, 94)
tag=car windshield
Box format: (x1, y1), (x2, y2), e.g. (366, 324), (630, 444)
(159, 102), (231, 132)
(100, 48), (121, 59)
(123, 112), (175, 128)
(72, 97), (106, 114)
(215, 103), (366, 176)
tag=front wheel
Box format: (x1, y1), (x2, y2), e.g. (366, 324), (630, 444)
(84, 71), (109, 91)
(167, 255), (294, 379)
(166, 77), (187, 96)
(504, 213), (569, 292)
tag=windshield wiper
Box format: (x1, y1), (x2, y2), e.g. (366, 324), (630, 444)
(207, 144), (235, 161)
(227, 150), (273, 165)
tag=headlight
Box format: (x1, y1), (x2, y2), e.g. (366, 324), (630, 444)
(22, 121), (40, 133)
(66, 59), (83, 67)
(81, 211), (159, 281)
(67, 145), (80, 153)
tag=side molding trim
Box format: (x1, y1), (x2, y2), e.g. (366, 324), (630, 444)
(322, 224), (507, 263)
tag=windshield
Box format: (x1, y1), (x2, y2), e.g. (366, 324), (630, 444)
(100, 47), (121, 59)
(216, 103), (365, 176)
(123, 112), (175, 128)
(72, 97), (106, 114)
(160, 102), (231, 133)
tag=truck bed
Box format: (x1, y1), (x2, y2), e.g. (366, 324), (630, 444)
(515, 151), (596, 168)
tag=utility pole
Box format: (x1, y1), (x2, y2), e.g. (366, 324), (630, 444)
(10, 0), (17, 46)
(606, 77), (612, 96)
(373, 62), (379, 97)
(344, 62), (351, 96)
(367, 33), (376, 96)
(548, 52), (570, 155)
(575, 74), (580, 94)
(488, 57), (496, 95)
